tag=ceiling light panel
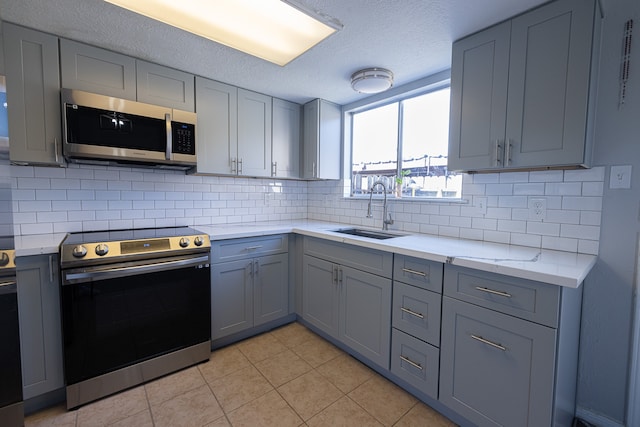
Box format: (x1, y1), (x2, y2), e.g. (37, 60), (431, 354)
(104, 0), (340, 66)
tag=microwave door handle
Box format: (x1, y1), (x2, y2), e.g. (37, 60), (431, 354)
(165, 113), (172, 161)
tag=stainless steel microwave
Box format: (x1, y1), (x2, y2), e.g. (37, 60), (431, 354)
(61, 89), (197, 169)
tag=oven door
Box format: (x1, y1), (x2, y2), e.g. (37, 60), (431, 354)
(60, 254), (211, 385)
(0, 277), (22, 408)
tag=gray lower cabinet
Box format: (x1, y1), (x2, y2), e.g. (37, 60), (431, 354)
(210, 236), (289, 340)
(3, 23), (63, 166)
(15, 254), (64, 400)
(390, 255), (443, 400)
(302, 237), (392, 369)
(440, 264), (583, 427)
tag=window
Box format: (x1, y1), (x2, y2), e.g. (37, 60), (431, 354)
(350, 86), (461, 199)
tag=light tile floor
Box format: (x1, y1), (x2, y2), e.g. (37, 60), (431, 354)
(25, 322), (457, 427)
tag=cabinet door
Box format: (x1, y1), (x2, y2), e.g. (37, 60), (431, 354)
(303, 99), (341, 180)
(506, 0), (596, 168)
(440, 296), (556, 427)
(136, 60), (195, 111)
(211, 259), (253, 339)
(254, 253), (289, 326)
(237, 88), (272, 177)
(195, 77), (238, 174)
(302, 255), (339, 338)
(60, 39), (136, 99)
(272, 98), (301, 178)
(339, 266), (391, 369)
(4, 24), (63, 166)
(447, 22), (510, 172)
(16, 255), (64, 399)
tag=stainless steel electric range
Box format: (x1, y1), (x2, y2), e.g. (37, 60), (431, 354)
(59, 227), (211, 409)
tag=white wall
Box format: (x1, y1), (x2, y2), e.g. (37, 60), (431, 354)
(575, 0), (640, 425)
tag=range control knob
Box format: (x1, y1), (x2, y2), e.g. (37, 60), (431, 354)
(0, 252), (9, 266)
(179, 237), (190, 248)
(72, 245), (88, 258)
(95, 244), (109, 256)
(194, 236), (204, 246)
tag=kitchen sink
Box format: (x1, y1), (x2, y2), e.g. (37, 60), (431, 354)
(332, 228), (405, 240)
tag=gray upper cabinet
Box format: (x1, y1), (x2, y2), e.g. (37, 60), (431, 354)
(3, 23), (63, 166)
(16, 254), (64, 400)
(195, 77), (238, 175)
(60, 39), (137, 100)
(303, 99), (341, 180)
(194, 79), (274, 177)
(136, 60), (195, 112)
(237, 88), (272, 177)
(272, 98), (301, 178)
(448, 0), (599, 172)
(60, 39), (195, 111)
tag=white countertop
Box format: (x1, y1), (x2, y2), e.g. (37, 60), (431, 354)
(15, 220), (596, 288)
(198, 220), (596, 288)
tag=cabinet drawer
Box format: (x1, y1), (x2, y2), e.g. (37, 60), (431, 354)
(392, 282), (441, 346)
(440, 297), (556, 427)
(393, 255), (443, 292)
(211, 235), (288, 263)
(444, 265), (560, 327)
(391, 328), (439, 400)
(303, 237), (393, 278)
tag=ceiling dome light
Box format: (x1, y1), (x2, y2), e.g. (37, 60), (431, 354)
(350, 68), (394, 94)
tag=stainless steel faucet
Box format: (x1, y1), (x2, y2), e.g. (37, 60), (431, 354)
(367, 181), (394, 230)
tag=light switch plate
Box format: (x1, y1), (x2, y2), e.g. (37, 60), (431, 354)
(610, 165), (632, 189)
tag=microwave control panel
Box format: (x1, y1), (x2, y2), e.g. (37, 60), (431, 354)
(172, 122), (196, 155)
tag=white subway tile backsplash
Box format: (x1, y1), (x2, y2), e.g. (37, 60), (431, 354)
(11, 164), (603, 255)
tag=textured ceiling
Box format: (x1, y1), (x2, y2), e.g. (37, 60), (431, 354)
(0, 0), (548, 105)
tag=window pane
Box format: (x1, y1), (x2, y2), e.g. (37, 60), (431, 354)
(399, 88), (462, 198)
(351, 103), (398, 195)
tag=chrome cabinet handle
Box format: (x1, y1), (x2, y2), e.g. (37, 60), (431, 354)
(254, 260), (259, 276)
(49, 255), (54, 283)
(471, 334), (507, 351)
(54, 137), (60, 164)
(399, 355), (423, 370)
(400, 307), (424, 319)
(475, 286), (512, 298)
(231, 158), (237, 174)
(165, 113), (172, 160)
(494, 139), (502, 167)
(312, 161), (317, 178)
(402, 268), (427, 278)
(244, 245), (263, 251)
(505, 139), (512, 166)
(338, 268), (343, 285)
(238, 158), (243, 174)
(271, 162), (277, 177)
(333, 266), (338, 284)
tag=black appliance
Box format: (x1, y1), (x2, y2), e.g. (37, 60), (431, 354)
(61, 89), (197, 169)
(0, 240), (23, 427)
(59, 227), (211, 409)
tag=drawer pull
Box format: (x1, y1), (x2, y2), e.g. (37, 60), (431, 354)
(399, 355), (423, 370)
(400, 307), (424, 319)
(402, 268), (428, 277)
(471, 334), (507, 351)
(244, 245), (263, 251)
(475, 286), (512, 298)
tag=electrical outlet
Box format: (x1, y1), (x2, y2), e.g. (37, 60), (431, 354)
(528, 198), (546, 221)
(476, 197), (487, 215)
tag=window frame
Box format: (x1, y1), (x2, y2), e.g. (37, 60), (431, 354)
(343, 71), (458, 200)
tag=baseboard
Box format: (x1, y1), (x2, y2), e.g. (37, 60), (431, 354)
(576, 407), (625, 427)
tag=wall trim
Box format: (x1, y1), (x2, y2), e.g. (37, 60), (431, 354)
(576, 407), (625, 427)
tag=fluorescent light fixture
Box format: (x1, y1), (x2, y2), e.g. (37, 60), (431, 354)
(104, 0), (341, 66)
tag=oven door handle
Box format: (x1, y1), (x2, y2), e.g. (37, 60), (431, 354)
(63, 255), (210, 284)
